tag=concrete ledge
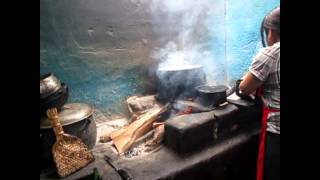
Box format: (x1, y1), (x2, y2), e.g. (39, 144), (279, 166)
(41, 102), (262, 180)
(40, 125), (260, 180)
(112, 128), (260, 180)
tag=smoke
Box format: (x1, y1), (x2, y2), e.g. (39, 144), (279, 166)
(149, 0), (227, 86)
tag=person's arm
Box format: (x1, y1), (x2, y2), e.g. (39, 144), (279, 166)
(239, 46), (273, 96)
(239, 72), (263, 96)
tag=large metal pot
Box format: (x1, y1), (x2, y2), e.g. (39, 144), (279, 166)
(40, 103), (97, 163)
(156, 64), (206, 102)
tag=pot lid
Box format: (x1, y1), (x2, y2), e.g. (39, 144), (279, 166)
(158, 64), (202, 72)
(40, 103), (94, 129)
(197, 85), (228, 93)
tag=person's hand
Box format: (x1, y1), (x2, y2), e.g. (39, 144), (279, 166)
(235, 79), (254, 101)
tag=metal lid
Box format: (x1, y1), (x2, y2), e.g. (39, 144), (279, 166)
(197, 85), (228, 93)
(40, 73), (62, 99)
(40, 103), (94, 129)
(158, 64), (202, 72)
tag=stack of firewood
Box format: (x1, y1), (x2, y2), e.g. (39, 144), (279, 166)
(99, 95), (167, 153)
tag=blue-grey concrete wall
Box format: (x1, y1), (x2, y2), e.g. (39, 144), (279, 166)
(40, 0), (279, 116)
(40, 0), (158, 116)
(224, 0), (279, 82)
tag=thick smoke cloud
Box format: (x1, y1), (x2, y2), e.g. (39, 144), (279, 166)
(149, 0), (228, 86)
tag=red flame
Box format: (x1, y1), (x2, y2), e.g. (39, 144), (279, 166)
(176, 106), (193, 115)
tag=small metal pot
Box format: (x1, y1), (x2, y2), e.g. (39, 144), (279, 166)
(40, 103), (97, 163)
(196, 85), (228, 107)
(40, 83), (69, 117)
(40, 73), (62, 99)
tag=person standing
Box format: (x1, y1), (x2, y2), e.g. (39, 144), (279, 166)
(237, 7), (280, 180)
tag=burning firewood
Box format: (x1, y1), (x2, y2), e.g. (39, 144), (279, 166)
(146, 122), (165, 149)
(110, 126), (128, 139)
(98, 122), (130, 143)
(152, 122), (164, 128)
(173, 100), (212, 112)
(99, 126), (128, 143)
(112, 105), (167, 153)
(99, 132), (112, 143)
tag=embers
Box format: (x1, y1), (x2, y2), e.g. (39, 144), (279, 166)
(176, 106), (193, 116)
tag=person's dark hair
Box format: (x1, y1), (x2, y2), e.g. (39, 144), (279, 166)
(261, 7), (280, 47)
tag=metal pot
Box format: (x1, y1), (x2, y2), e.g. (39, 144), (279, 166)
(196, 85), (228, 107)
(40, 83), (69, 117)
(40, 73), (62, 99)
(156, 64), (206, 102)
(40, 103), (97, 163)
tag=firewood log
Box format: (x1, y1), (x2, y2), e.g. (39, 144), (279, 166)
(112, 106), (166, 153)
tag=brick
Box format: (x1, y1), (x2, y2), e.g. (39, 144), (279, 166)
(164, 111), (216, 154)
(164, 103), (261, 154)
(227, 98), (255, 108)
(213, 103), (261, 140)
(227, 99), (262, 125)
(211, 104), (239, 140)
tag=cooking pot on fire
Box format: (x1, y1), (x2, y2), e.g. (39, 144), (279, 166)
(196, 85), (228, 107)
(156, 64), (206, 102)
(40, 103), (97, 163)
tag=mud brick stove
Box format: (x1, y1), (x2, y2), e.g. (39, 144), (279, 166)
(165, 101), (261, 154)
(40, 97), (261, 180)
(103, 98), (261, 180)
